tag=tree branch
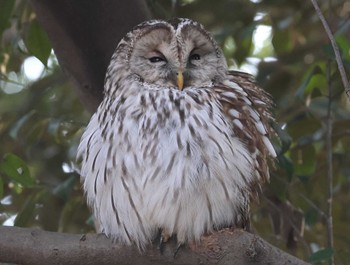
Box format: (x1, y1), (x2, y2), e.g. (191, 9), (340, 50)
(0, 226), (310, 265)
(310, 0), (350, 100)
(325, 60), (334, 265)
(29, 0), (151, 112)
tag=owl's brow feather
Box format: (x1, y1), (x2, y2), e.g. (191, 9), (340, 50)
(174, 19), (223, 58)
(121, 19), (224, 62)
(125, 24), (173, 60)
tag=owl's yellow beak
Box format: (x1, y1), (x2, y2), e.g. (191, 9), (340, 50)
(177, 71), (184, 90)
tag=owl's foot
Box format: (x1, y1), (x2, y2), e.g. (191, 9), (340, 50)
(156, 229), (185, 258)
(173, 243), (184, 258)
(158, 230), (171, 254)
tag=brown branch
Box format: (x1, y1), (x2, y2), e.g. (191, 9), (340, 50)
(325, 61), (334, 265)
(311, 2), (337, 264)
(310, 0), (350, 100)
(0, 226), (310, 265)
(299, 193), (327, 221)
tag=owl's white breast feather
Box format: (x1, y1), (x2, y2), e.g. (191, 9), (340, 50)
(77, 81), (256, 249)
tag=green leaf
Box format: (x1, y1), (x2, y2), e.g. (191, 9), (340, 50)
(295, 65), (324, 99)
(0, 0), (15, 37)
(309, 248), (333, 263)
(278, 155), (294, 180)
(273, 123), (292, 154)
(336, 36), (350, 61)
(290, 145), (316, 176)
(305, 73), (327, 96)
(25, 20), (51, 66)
(14, 193), (37, 227)
(272, 29), (292, 54)
(287, 118), (321, 142)
(0, 153), (35, 187)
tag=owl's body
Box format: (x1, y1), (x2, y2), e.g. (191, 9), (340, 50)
(78, 18), (276, 249)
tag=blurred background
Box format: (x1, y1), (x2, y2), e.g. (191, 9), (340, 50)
(0, 0), (349, 264)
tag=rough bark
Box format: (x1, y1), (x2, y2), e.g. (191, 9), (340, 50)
(0, 226), (310, 265)
(29, 0), (150, 112)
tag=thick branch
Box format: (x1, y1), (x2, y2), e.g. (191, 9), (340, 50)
(29, 0), (151, 112)
(0, 226), (310, 265)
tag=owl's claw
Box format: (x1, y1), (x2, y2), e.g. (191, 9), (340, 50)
(161, 230), (171, 243)
(158, 237), (165, 254)
(173, 243), (183, 258)
(158, 230), (183, 258)
(158, 230), (171, 254)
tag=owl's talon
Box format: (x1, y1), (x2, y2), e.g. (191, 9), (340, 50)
(158, 237), (165, 254)
(173, 243), (183, 258)
(158, 230), (171, 254)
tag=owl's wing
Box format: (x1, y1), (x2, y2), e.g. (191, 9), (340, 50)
(213, 70), (276, 189)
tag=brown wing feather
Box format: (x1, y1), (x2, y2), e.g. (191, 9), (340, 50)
(214, 70), (275, 195)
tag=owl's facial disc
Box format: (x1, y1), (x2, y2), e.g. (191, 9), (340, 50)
(129, 28), (180, 88)
(128, 23), (227, 90)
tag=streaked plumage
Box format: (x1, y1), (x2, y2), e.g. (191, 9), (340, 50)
(77, 18), (276, 249)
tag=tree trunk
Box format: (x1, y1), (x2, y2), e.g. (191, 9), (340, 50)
(30, 0), (150, 112)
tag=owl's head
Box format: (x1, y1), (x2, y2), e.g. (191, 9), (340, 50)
(107, 18), (228, 92)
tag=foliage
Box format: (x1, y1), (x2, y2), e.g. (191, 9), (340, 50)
(0, 0), (349, 263)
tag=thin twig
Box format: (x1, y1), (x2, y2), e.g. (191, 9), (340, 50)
(265, 197), (312, 256)
(325, 60), (334, 265)
(310, 0), (350, 100)
(299, 193), (327, 220)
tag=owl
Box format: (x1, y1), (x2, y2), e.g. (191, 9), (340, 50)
(77, 18), (276, 250)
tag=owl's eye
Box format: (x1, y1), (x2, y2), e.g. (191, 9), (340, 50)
(190, 54), (201, 61)
(149, 57), (166, 63)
